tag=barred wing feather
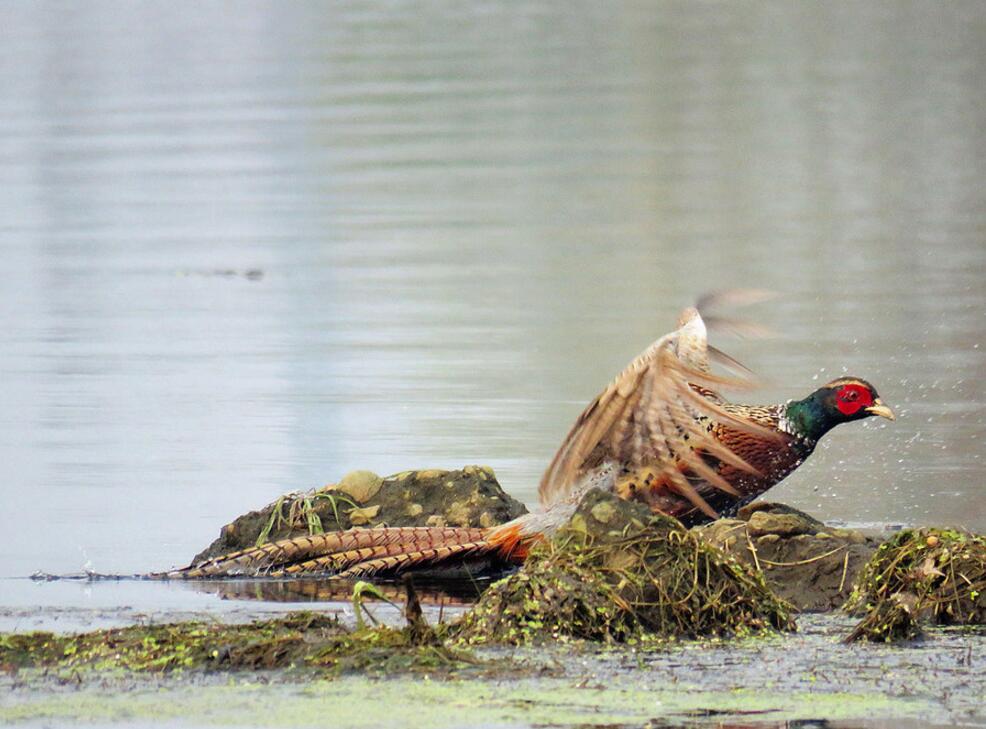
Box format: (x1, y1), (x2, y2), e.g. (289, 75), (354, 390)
(537, 308), (780, 516)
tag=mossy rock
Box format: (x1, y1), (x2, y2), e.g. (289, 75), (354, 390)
(191, 466), (527, 564)
(844, 527), (986, 642)
(452, 489), (794, 645)
(695, 503), (877, 612)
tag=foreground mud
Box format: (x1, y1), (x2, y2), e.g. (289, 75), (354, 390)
(2, 615), (984, 728)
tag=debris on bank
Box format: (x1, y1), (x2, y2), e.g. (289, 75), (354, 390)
(695, 502), (878, 611)
(191, 466), (527, 564)
(844, 528), (986, 642)
(452, 489), (794, 645)
(0, 611), (482, 677)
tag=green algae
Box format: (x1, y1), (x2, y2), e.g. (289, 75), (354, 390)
(0, 611), (481, 677)
(2, 612), (979, 727)
(845, 527), (986, 642)
(453, 489), (794, 645)
(0, 673), (939, 728)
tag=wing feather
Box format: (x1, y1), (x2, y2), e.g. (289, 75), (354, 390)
(538, 307), (782, 510)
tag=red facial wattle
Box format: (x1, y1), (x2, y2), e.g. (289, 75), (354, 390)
(835, 384), (874, 416)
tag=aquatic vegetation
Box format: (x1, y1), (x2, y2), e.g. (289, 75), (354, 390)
(255, 490), (360, 547)
(0, 611), (480, 677)
(453, 489), (794, 645)
(845, 528), (986, 642)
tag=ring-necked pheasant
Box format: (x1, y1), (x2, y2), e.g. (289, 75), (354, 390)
(164, 301), (894, 579)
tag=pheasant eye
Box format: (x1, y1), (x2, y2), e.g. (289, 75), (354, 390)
(835, 383), (873, 415)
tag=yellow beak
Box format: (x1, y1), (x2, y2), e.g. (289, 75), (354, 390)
(865, 399), (896, 421)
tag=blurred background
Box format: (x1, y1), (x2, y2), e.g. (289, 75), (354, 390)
(1, 1), (984, 583)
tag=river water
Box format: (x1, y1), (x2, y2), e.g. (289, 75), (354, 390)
(1, 1), (984, 622)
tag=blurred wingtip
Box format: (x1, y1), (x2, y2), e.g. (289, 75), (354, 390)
(694, 289), (780, 340)
(695, 289), (778, 313)
(703, 315), (778, 340)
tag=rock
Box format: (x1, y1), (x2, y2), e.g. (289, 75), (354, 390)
(190, 466), (528, 564)
(694, 502), (878, 612)
(348, 505), (381, 526)
(331, 470), (383, 503)
(747, 511), (816, 538)
(738, 501), (826, 529)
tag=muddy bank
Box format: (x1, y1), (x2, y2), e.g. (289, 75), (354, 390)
(5, 488), (986, 726)
(2, 489), (796, 681)
(192, 466), (527, 564)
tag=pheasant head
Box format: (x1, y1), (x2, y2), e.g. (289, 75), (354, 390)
(783, 377), (895, 443)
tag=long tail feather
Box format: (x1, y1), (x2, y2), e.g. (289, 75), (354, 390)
(157, 526), (491, 579)
(334, 542), (493, 579)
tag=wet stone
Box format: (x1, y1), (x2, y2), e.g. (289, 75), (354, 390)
(348, 505), (381, 526)
(332, 470), (383, 503)
(695, 503), (878, 612)
(746, 511), (816, 538)
(738, 501), (826, 529)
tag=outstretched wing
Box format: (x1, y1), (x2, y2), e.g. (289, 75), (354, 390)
(538, 306), (779, 518)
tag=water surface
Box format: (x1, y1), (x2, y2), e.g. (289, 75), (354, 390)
(1, 2), (984, 612)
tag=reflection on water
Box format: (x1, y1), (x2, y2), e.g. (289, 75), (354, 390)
(1, 2), (984, 596)
(183, 577), (488, 606)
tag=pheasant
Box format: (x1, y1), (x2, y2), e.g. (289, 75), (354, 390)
(163, 302), (894, 580)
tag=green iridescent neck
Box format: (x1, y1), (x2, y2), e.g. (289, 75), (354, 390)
(784, 394), (838, 443)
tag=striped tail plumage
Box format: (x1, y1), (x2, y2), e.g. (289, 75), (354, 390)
(156, 523), (537, 580)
